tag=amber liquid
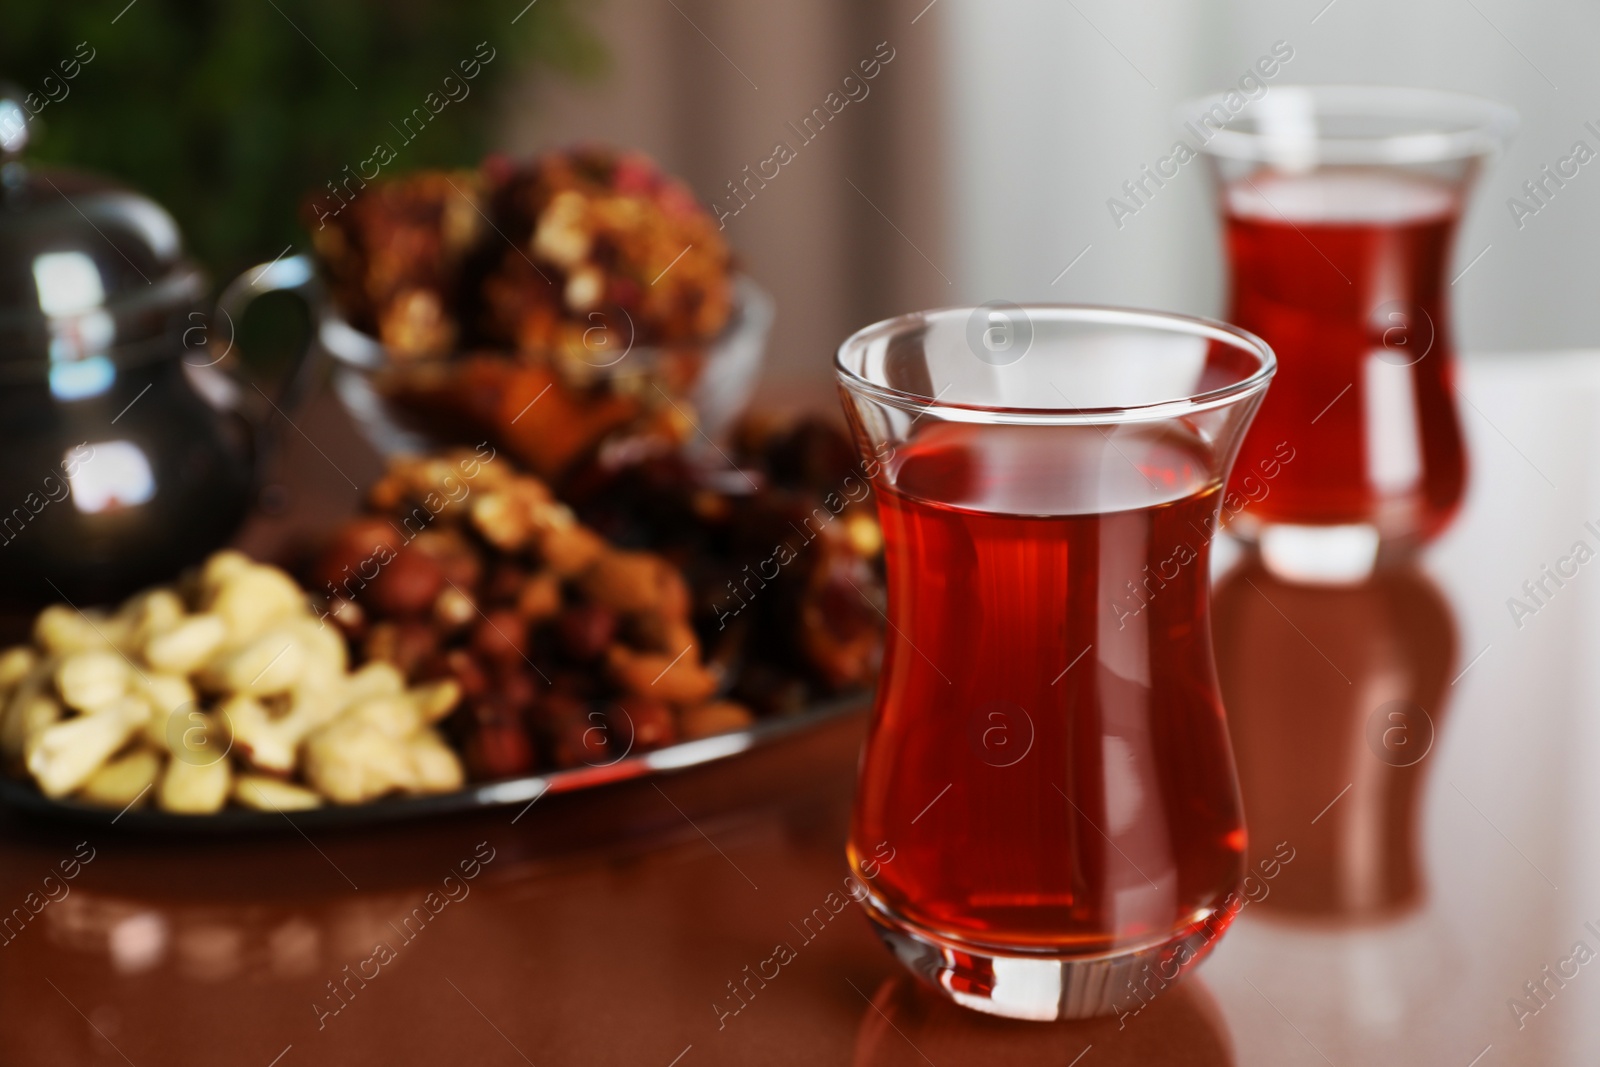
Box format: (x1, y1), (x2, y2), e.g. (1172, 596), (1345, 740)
(848, 421), (1245, 954)
(1223, 169), (1466, 537)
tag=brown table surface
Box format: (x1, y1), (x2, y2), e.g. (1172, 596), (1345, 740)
(3, 351), (1598, 1066)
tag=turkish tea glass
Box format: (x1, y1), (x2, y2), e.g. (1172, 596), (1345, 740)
(836, 305), (1275, 1020)
(1187, 86), (1515, 577)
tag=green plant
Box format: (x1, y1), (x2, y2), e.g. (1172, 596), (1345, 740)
(1, 0), (600, 280)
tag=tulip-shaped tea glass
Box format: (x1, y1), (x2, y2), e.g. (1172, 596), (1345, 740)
(1188, 86), (1515, 572)
(837, 305), (1275, 1020)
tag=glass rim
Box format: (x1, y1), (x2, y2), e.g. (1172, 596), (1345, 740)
(1178, 84), (1518, 166)
(834, 304), (1277, 426)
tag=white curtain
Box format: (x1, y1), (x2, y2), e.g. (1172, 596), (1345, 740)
(942, 0), (1598, 354)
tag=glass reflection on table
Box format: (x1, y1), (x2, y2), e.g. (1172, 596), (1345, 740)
(1213, 550), (1457, 924)
(1205, 550), (1467, 1060)
(852, 972), (1233, 1067)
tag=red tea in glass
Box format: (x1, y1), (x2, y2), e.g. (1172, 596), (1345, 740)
(836, 305), (1275, 1020)
(1191, 87), (1514, 561)
(1225, 171), (1462, 532)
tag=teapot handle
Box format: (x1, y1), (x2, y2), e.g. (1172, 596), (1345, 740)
(188, 252), (324, 488)
(212, 252), (324, 420)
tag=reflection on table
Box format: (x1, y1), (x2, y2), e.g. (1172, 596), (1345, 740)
(853, 972), (1234, 1067)
(1214, 551), (1456, 924)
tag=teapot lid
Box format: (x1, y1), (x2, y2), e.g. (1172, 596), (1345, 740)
(0, 85), (205, 380)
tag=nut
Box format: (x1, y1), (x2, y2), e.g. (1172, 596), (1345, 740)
(407, 729), (465, 793)
(342, 661), (408, 706)
(302, 718), (416, 805)
(132, 672), (198, 748)
(55, 650), (131, 712)
(164, 702), (231, 765)
(144, 614), (227, 675)
(470, 491), (540, 552)
(209, 629), (307, 697)
(78, 748), (163, 809)
(208, 563), (307, 645)
(33, 605), (112, 656)
(533, 192), (592, 266)
(344, 694), (423, 739)
(158, 746), (232, 814)
(0, 646), (36, 690)
(845, 513), (883, 558)
(9, 542), (541, 811)
(221, 694), (297, 775)
(122, 587), (186, 645)
(281, 684), (343, 737)
(326, 596), (365, 634)
(298, 618), (349, 681)
(409, 679), (462, 724)
(233, 774), (323, 811)
(26, 698), (146, 799)
(2, 693), (60, 764)
(199, 550), (254, 599)
(433, 585), (478, 631)
(564, 265), (604, 312)
(363, 620), (440, 677)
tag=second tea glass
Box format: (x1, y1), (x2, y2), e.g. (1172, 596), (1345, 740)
(1187, 86), (1515, 575)
(836, 305), (1274, 1020)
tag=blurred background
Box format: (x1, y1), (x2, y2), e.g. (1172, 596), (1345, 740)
(4, 0), (1592, 411)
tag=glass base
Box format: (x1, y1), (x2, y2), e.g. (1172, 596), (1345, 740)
(861, 894), (1229, 1022)
(1222, 519), (1390, 586)
(1258, 522), (1381, 585)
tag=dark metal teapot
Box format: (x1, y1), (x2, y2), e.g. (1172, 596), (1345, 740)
(0, 89), (313, 608)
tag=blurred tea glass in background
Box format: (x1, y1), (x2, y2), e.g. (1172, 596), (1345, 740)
(1188, 87), (1515, 579)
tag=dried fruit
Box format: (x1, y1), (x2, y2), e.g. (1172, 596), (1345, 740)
(614, 696), (675, 751)
(607, 644), (717, 705)
(369, 548), (445, 618)
(515, 571), (562, 621)
(304, 427), (885, 785)
(557, 604), (616, 661)
(461, 699), (537, 779)
(538, 693), (610, 769)
(470, 610), (531, 667)
(680, 701), (755, 741)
